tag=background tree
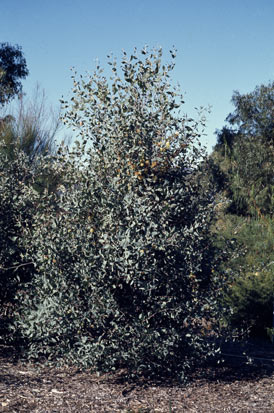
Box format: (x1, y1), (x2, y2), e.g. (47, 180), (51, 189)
(210, 81), (274, 338)
(0, 85), (68, 194)
(0, 42), (29, 106)
(0, 42), (64, 194)
(212, 82), (274, 217)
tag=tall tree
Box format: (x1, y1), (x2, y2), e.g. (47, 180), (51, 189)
(0, 42), (29, 106)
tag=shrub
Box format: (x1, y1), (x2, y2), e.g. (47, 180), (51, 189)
(0, 147), (36, 339)
(0, 86), (66, 334)
(14, 47), (229, 381)
(221, 216), (274, 337)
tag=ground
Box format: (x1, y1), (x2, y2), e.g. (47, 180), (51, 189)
(0, 339), (273, 412)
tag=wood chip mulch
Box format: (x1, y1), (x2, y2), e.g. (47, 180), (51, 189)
(0, 339), (273, 412)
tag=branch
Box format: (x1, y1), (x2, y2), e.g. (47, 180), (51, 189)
(0, 261), (34, 271)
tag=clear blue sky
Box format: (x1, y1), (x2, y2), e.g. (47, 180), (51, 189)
(1, 0), (274, 152)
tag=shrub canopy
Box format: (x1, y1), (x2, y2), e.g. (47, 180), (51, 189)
(12, 47), (229, 381)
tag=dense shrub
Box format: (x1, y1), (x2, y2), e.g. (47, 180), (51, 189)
(0, 148), (36, 335)
(0, 87), (65, 332)
(216, 215), (274, 337)
(13, 48), (229, 381)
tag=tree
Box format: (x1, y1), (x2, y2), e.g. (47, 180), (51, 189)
(0, 85), (67, 194)
(0, 43), (29, 106)
(210, 82), (274, 338)
(212, 82), (274, 217)
(13, 47), (229, 381)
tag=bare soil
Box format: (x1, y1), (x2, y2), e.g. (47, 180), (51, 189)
(0, 339), (273, 412)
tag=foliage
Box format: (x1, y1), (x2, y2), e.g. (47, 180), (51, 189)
(209, 81), (274, 337)
(0, 87), (57, 160)
(0, 88), (65, 337)
(0, 86), (67, 194)
(0, 42), (29, 106)
(213, 213), (274, 337)
(266, 327), (274, 343)
(212, 82), (274, 217)
(13, 47), (229, 381)
(0, 148), (37, 326)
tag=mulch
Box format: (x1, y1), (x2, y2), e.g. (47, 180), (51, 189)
(0, 339), (273, 412)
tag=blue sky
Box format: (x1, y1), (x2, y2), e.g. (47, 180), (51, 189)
(1, 0), (274, 152)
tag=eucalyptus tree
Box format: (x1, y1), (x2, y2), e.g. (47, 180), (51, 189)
(0, 42), (28, 106)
